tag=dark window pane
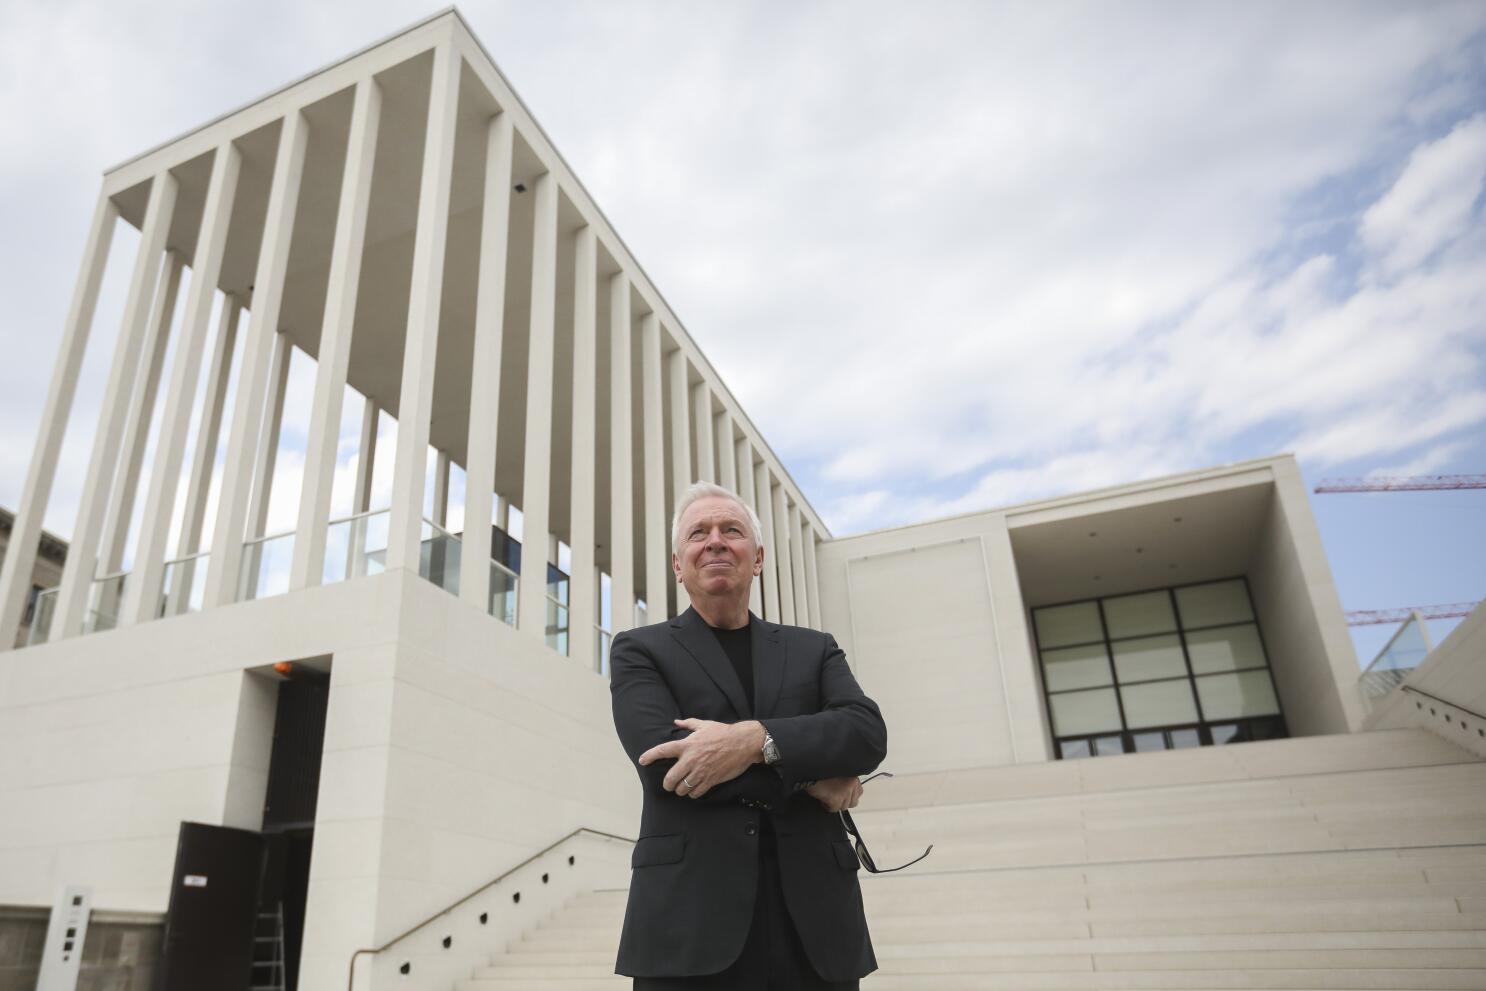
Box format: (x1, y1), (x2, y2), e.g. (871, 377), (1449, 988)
(1059, 738), (1092, 759)
(1248, 717), (1287, 741)
(1132, 731), (1166, 752)
(1093, 735), (1125, 756)
(1209, 723), (1243, 745)
(1168, 727), (1201, 749)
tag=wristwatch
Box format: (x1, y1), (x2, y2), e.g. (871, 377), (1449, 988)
(761, 731), (780, 766)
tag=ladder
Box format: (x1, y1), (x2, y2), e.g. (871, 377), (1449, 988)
(249, 902), (286, 991)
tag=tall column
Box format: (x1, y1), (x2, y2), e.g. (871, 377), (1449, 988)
(386, 43), (462, 574)
(247, 332), (293, 542)
(176, 297), (242, 559)
(53, 171), (178, 638)
(640, 312), (667, 626)
(788, 500), (809, 628)
(431, 451), (451, 528)
(353, 399), (378, 515)
(0, 192), (118, 650)
(692, 380), (714, 484)
(517, 171), (559, 639)
(802, 521), (821, 630)
(666, 348), (691, 616)
(772, 482), (796, 624)
(122, 139), (243, 626)
(715, 409), (735, 492)
(290, 77), (381, 591)
(754, 460), (780, 623)
(459, 111), (514, 614)
(204, 109), (309, 608)
(568, 226), (598, 667)
(608, 274), (634, 633)
(99, 252), (184, 574)
(735, 434), (761, 617)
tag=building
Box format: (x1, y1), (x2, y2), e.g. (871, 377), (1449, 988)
(0, 507), (68, 650)
(2, 10), (1481, 991)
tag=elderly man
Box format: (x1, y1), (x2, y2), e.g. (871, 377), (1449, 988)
(609, 481), (887, 990)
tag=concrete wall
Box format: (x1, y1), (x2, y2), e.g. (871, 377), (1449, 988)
(1247, 458), (1364, 737)
(0, 568), (638, 990)
(816, 456), (1361, 775)
(1366, 601), (1486, 758)
(817, 513), (1051, 774)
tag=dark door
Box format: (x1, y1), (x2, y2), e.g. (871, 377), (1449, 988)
(156, 821), (265, 991)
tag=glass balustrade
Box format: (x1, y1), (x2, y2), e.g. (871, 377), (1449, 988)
(85, 571), (129, 633)
(419, 519), (461, 596)
(489, 560), (518, 627)
(159, 551), (209, 618)
(323, 509), (391, 584)
(238, 531), (295, 603)
(596, 626), (612, 676)
(27, 587), (58, 645)
(1359, 611), (1432, 705)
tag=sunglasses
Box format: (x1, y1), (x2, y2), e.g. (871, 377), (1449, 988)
(838, 771), (933, 874)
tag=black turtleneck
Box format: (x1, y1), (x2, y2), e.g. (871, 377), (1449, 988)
(707, 620), (754, 715)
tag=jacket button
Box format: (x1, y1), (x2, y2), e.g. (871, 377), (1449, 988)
(744, 822), (757, 836)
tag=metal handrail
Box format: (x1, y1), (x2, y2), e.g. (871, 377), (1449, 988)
(344, 826), (634, 991)
(1402, 684), (1486, 723)
(327, 506), (390, 527)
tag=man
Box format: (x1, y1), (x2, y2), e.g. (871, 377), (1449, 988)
(609, 481), (887, 989)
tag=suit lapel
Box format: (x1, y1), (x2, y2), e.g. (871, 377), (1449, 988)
(752, 614), (785, 719)
(670, 608), (751, 719)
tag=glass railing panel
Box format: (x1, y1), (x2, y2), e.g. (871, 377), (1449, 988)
(27, 587), (58, 645)
(545, 596), (569, 655)
(238, 532), (295, 603)
(323, 509), (390, 585)
(1359, 611), (1432, 703)
(419, 519), (462, 597)
(159, 552), (209, 618)
(84, 571), (128, 633)
(489, 560), (518, 627)
(597, 627), (612, 677)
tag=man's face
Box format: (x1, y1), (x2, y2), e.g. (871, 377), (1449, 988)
(673, 496), (764, 603)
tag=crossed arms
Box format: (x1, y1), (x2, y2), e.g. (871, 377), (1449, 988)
(609, 631), (888, 811)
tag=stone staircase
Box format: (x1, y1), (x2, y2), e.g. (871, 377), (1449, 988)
(457, 729), (1486, 989)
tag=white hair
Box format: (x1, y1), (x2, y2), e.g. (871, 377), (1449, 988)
(671, 481), (765, 555)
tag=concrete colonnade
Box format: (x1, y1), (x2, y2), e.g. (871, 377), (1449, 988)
(0, 28), (828, 658)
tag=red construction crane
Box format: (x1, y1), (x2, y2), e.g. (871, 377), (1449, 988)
(1345, 602), (1480, 626)
(1315, 474), (1486, 493)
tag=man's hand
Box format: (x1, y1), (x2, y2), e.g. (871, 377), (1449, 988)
(805, 776), (863, 813)
(637, 718), (767, 798)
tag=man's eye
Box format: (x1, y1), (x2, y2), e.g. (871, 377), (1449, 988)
(726, 526), (742, 534)
(689, 530), (706, 540)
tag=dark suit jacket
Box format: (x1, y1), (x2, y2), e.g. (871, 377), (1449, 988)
(609, 607), (887, 981)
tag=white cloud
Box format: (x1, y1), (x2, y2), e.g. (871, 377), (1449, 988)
(1, 0), (1484, 551)
(1361, 113), (1486, 280)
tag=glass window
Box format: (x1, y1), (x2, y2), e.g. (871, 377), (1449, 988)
(1093, 735), (1125, 756)
(1041, 643), (1112, 691)
(1132, 731), (1166, 752)
(1112, 634), (1187, 683)
(1210, 723), (1242, 745)
(1121, 679), (1200, 729)
(1103, 590), (1176, 639)
(1186, 623), (1266, 674)
(1060, 738), (1092, 759)
(1175, 579), (1253, 629)
(1196, 670), (1280, 720)
(1168, 727), (1201, 749)
(1034, 601), (1103, 648)
(1049, 688), (1122, 735)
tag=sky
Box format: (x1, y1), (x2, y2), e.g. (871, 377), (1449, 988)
(1, 0), (1483, 664)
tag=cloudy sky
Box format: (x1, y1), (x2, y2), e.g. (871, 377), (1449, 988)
(1, 0), (1483, 660)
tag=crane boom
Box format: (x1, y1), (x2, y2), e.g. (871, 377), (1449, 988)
(1315, 474), (1486, 493)
(1345, 602), (1480, 626)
